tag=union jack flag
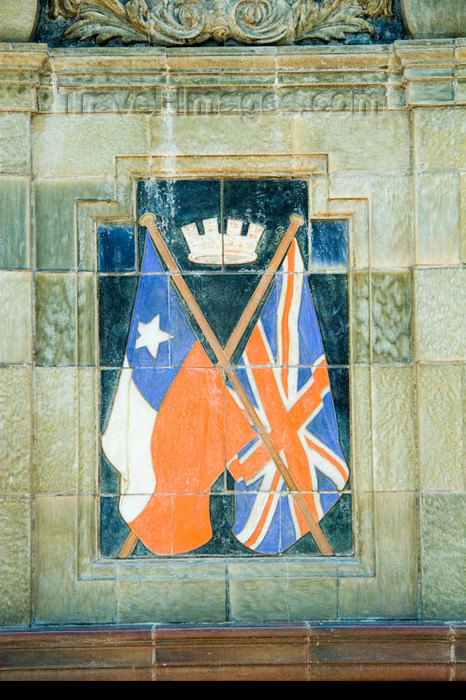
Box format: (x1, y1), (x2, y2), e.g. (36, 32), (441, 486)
(227, 239), (349, 553)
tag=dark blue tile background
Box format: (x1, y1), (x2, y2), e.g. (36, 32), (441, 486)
(311, 220), (349, 268)
(137, 178), (309, 273)
(98, 225), (136, 272)
(308, 273), (349, 366)
(137, 179), (222, 272)
(221, 178), (309, 270)
(98, 275), (138, 367)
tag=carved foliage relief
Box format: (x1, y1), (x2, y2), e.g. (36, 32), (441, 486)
(47, 0), (394, 46)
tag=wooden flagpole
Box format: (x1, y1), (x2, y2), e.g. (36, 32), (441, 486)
(118, 213), (333, 558)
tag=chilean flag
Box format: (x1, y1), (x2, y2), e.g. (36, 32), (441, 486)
(101, 232), (255, 555)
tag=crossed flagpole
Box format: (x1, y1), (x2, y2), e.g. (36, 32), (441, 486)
(117, 212), (333, 558)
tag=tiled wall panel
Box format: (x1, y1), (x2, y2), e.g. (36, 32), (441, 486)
(0, 40), (464, 629)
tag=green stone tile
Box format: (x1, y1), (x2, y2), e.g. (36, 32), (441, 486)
(276, 71), (388, 86)
(34, 178), (114, 271)
(68, 506), (115, 620)
(457, 77), (466, 104)
(77, 496), (115, 580)
(418, 364), (464, 492)
(462, 174), (466, 265)
(371, 271), (412, 363)
(34, 495), (115, 624)
(150, 113), (293, 155)
(340, 492), (418, 619)
(33, 368), (78, 495)
(421, 494), (466, 620)
(0, 84), (35, 111)
(405, 68), (455, 81)
(57, 86), (162, 111)
(0, 177), (29, 269)
(117, 578), (227, 624)
(351, 366), (373, 493)
(0, 271), (32, 363)
(372, 366), (417, 490)
(350, 491), (376, 573)
(310, 173), (329, 217)
(294, 112), (411, 173)
(228, 576), (337, 622)
(77, 494), (97, 573)
(228, 559), (337, 579)
(415, 267), (465, 361)
(33, 496), (76, 623)
(408, 80), (454, 105)
(388, 85), (407, 110)
(116, 560), (227, 580)
(34, 180), (77, 271)
(375, 491), (418, 609)
(414, 107), (466, 170)
(0, 113), (30, 175)
(34, 273), (76, 366)
(78, 369), (99, 495)
(171, 73), (278, 90)
(0, 367), (32, 494)
(464, 364), (466, 492)
(32, 113), (149, 179)
(74, 579), (116, 624)
(329, 175), (413, 267)
(417, 171), (460, 265)
(0, 68), (40, 83)
(0, 496), (31, 625)
(369, 175), (413, 268)
(352, 272), (370, 364)
(77, 273), (96, 366)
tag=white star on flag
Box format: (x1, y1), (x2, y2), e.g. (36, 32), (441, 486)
(135, 314), (173, 360)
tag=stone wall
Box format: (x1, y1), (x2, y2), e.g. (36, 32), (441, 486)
(0, 4), (465, 658)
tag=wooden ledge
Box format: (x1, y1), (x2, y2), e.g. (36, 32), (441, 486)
(0, 624), (465, 680)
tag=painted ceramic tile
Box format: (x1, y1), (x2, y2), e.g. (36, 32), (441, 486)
(308, 274), (349, 366)
(310, 220), (349, 269)
(99, 178), (351, 558)
(98, 275), (139, 367)
(97, 225), (136, 273)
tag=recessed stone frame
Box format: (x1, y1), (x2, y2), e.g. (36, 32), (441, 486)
(71, 151), (380, 596)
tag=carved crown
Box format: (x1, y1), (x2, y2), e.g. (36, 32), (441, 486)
(181, 218), (265, 265)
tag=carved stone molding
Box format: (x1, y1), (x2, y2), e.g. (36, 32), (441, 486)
(48, 0), (394, 46)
